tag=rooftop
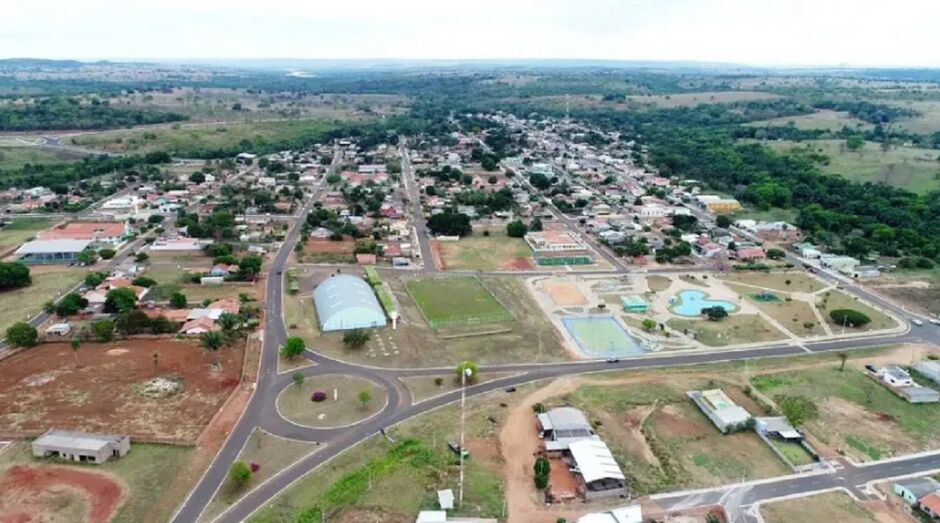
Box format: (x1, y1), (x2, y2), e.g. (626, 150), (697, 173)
(16, 239), (92, 255)
(568, 439), (625, 483)
(34, 429), (125, 452)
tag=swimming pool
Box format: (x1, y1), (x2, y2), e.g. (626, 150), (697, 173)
(670, 290), (737, 317)
(561, 316), (646, 358)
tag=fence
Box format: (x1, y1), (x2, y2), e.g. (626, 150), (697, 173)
(427, 310), (514, 330)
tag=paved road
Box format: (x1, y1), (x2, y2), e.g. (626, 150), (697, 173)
(168, 149), (940, 521)
(398, 143), (436, 272)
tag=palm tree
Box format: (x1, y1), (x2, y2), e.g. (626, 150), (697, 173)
(837, 351), (849, 372)
(201, 331), (225, 367)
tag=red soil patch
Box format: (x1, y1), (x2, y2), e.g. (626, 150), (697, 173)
(649, 405), (712, 439)
(0, 465), (124, 523)
(500, 256), (535, 272)
(306, 238), (355, 254)
(429, 240), (446, 270)
(0, 339), (244, 443)
(547, 455), (580, 503)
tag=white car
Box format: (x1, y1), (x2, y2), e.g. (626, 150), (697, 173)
(929, 319), (940, 326)
(911, 319), (924, 326)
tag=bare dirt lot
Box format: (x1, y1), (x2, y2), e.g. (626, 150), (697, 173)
(0, 464), (124, 523)
(0, 339), (244, 443)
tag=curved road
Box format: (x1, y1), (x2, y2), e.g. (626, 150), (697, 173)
(169, 161), (940, 523)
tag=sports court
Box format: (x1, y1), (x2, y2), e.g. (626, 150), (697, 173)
(544, 281), (588, 306)
(561, 316), (645, 358)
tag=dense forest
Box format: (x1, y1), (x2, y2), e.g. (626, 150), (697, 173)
(0, 97), (187, 131)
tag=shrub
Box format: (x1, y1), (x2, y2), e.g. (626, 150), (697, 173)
(229, 461), (252, 488)
(98, 248), (116, 260)
(6, 322), (38, 347)
(311, 391), (327, 402)
(281, 336), (306, 359)
(434, 377), (444, 386)
(829, 309), (871, 327)
(342, 329), (370, 349)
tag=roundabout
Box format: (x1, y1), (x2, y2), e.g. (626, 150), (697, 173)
(275, 373), (388, 429)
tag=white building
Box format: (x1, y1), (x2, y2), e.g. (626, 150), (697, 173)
(32, 429), (130, 464)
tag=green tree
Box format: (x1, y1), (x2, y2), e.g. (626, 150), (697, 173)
(91, 319), (115, 342)
(846, 135), (865, 151)
(534, 456), (551, 489)
(641, 318), (657, 331)
(115, 310), (152, 335)
(292, 372), (305, 389)
(201, 331), (225, 366)
(6, 321), (38, 347)
(427, 211), (472, 237)
(829, 309), (871, 327)
(715, 214), (732, 228)
(98, 248), (116, 260)
(702, 306), (729, 321)
(78, 249), (98, 265)
(775, 395), (818, 426)
(342, 329), (371, 349)
(0, 262), (31, 290)
(837, 351), (849, 372)
(358, 389), (373, 408)
(189, 172), (206, 184)
(281, 336), (306, 359)
(104, 287), (137, 313)
(70, 338), (80, 366)
(766, 248), (786, 260)
(229, 461), (252, 489)
(506, 220), (528, 238)
(529, 217), (543, 232)
(84, 272), (106, 287)
(218, 312), (240, 332)
(170, 292), (188, 309)
(455, 360), (478, 383)
(238, 255), (264, 280)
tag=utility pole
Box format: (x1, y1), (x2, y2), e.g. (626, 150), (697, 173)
(459, 366), (472, 507)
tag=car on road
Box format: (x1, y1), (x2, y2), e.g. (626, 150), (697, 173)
(929, 319), (940, 326)
(912, 319), (924, 326)
(606, 357), (620, 363)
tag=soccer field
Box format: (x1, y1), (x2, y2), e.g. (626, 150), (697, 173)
(405, 277), (512, 329)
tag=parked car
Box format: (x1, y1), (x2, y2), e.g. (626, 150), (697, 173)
(912, 318), (924, 326)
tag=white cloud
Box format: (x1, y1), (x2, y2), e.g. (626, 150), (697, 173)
(3, 0), (938, 66)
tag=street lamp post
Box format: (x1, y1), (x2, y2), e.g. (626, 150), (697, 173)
(459, 366), (472, 507)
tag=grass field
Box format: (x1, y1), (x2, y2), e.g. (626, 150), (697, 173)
(0, 217), (53, 252)
(277, 374), (386, 428)
(725, 283), (827, 336)
(0, 147), (84, 171)
(249, 384), (517, 522)
(764, 139), (940, 194)
(626, 90), (782, 108)
(0, 441), (195, 523)
(761, 492), (876, 523)
(69, 119), (339, 156)
(751, 364), (940, 461)
(401, 371), (521, 404)
(0, 267), (84, 336)
(735, 207), (800, 224)
(198, 429), (320, 523)
(816, 290), (896, 332)
(405, 276), (512, 328)
(667, 314), (788, 346)
(718, 271), (828, 294)
(879, 99), (940, 135)
(436, 228), (532, 271)
(745, 109), (873, 131)
(567, 380), (789, 495)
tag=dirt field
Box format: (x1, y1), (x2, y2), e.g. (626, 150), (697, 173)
(435, 229), (534, 271)
(760, 492), (877, 523)
(0, 464), (124, 523)
(0, 339), (244, 443)
(545, 281), (588, 306)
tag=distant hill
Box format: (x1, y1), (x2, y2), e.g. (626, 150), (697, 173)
(0, 58), (109, 70)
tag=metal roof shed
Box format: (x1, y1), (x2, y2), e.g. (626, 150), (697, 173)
(313, 274), (387, 332)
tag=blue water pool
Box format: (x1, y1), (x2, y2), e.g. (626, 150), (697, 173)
(671, 290), (737, 317)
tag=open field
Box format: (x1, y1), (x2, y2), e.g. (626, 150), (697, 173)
(435, 228), (533, 271)
(0, 266), (85, 336)
(0, 146), (84, 171)
(249, 383), (522, 523)
(0, 441), (195, 523)
(69, 119), (339, 156)
(868, 268), (940, 316)
(718, 271), (828, 294)
(109, 87), (408, 123)
(816, 289), (897, 332)
(763, 139), (940, 194)
(761, 491), (876, 523)
(750, 359), (940, 462)
(287, 269), (568, 367)
(735, 207), (800, 224)
(725, 283), (827, 337)
(402, 371), (522, 404)
(745, 109), (873, 131)
(879, 99), (940, 135)
(143, 261), (256, 302)
(405, 276), (512, 328)
(0, 217), (54, 252)
(0, 339), (243, 442)
(277, 374), (386, 428)
(667, 314), (787, 346)
(627, 90), (782, 108)
(198, 429), (320, 523)
(562, 377), (789, 496)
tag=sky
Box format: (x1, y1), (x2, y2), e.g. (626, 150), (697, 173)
(4, 0), (940, 67)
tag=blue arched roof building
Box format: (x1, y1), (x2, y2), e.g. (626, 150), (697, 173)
(313, 274), (387, 332)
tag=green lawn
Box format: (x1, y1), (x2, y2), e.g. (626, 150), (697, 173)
(0, 217), (53, 251)
(277, 374), (386, 428)
(816, 290), (897, 332)
(667, 314), (787, 346)
(764, 139), (940, 194)
(718, 271), (828, 294)
(69, 119), (341, 157)
(405, 276), (512, 328)
(745, 109), (873, 132)
(0, 147), (84, 171)
(761, 492), (876, 523)
(0, 268), (85, 335)
(437, 228), (532, 271)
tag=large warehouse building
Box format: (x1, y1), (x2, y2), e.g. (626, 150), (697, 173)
(313, 274), (387, 332)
